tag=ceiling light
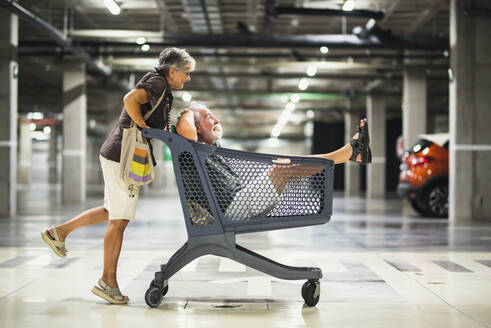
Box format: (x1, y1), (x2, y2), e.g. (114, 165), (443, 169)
(43, 126), (51, 134)
(29, 123), (36, 131)
(285, 102), (295, 111)
(306, 65), (317, 77)
(290, 94), (300, 104)
(27, 112), (44, 119)
(320, 46), (329, 54)
(181, 92), (192, 102)
(342, 0), (356, 11)
(298, 78), (309, 91)
(136, 37), (146, 45)
(141, 44), (150, 52)
(104, 0), (121, 15)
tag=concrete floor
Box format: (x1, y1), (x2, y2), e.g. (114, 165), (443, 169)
(1, 185), (491, 328)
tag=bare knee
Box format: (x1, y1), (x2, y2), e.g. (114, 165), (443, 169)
(108, 219), (129, 232)
(101, 207), (109, 221)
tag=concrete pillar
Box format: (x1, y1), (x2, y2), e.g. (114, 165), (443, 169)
(449, 0), (491, 222)
(0, 12), (18, 216)
(48, 125), (59, 183)
(86, 138), (103, 185)
(366, 95), (386, 198)
(402, 67), (427, 150)
(344, 111), (361, 197)
(19, 118), (32, 184)
(150, 141), (164, 189)
(62, 62), (87, 204)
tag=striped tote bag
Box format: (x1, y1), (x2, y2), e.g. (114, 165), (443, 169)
(120, 125), (154, 186)
(120, 88), (166, 186)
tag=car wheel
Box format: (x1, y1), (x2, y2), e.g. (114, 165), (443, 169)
(409, 198), (428, 216)
(424, 182), (448, 218)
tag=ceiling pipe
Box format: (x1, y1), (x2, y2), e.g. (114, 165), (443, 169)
(18, 50), (447, 61)
(274, 7), (385, 20)
(0, 0), (130, 91)
(20, 33), (447, 50)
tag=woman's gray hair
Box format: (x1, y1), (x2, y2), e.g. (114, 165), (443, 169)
(154, 47), (196, 76)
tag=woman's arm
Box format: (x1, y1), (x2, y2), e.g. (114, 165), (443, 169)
(123, 88), (149, 128)
(176, 109), (198, 142)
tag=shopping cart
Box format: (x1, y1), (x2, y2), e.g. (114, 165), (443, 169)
(142, 128), (334, 307)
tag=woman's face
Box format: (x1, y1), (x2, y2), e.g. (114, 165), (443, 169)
(166, 65), (192, 89)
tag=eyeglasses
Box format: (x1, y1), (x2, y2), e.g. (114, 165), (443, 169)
(174, 68), (191, 77)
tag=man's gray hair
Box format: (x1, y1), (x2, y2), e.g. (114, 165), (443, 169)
(187, 103), (208, 125)
(154, 47), (196, 76)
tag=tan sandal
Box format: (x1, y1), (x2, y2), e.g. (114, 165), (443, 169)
(91, 279), (129, 304)
(41, 227), (67, 258)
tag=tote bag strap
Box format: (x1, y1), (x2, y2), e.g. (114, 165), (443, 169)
(142, 87), (167, 122)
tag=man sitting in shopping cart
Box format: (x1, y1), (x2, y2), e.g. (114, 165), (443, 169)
(175, 103), (371, 220)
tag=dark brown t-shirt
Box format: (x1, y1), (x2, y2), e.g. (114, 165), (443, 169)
(100, 71), (173, 165)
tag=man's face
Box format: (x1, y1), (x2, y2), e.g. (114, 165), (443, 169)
(195, 107), (222, 145)
(167, 65), (192, 89)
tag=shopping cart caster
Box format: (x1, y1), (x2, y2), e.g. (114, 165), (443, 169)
(145, 279), (169, 307)
(150, 279), (169, 296)
(145, 286), (163, 308)
(301, 279), (320, 307)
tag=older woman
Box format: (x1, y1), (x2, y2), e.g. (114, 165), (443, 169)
(41, 48), (195, 304)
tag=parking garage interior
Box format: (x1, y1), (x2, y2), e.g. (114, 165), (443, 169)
(0, 0), (490, 327)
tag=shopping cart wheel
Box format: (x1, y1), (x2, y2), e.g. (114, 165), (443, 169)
(150, 279), (169, 296)
(145, 286), (163, 308)
(301, 280), (320, 307)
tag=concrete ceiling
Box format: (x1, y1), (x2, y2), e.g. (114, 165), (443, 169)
(11, 0), (450, 139)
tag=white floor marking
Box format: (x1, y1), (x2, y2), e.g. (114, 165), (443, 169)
(247, 276), (272, 296)
(218, 258), (246, 272)
(181, 259), (199, 272)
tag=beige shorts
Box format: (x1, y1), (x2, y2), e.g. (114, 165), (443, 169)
(100, 155), (140, 221)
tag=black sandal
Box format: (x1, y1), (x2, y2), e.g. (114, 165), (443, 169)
(349, 118), (372, 164)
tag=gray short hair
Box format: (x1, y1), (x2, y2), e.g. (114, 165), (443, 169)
(187, 103), (207, 125)
(154, 47), (196, 77)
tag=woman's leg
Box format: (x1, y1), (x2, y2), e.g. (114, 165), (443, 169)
(101, 219), (129, 295)
(48, 206), (109, 242)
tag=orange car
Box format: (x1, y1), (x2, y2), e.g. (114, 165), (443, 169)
(397, 133), (449, 217)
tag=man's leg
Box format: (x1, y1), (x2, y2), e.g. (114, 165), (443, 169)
(47, 206), (109, 242)
(101, 219), (129, 295)
(268, 119), (367, 192)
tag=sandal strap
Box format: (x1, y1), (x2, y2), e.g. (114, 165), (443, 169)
(51, 227), (61, 241)
(48, 228), (67, 254)
(98, 279), (125, 298)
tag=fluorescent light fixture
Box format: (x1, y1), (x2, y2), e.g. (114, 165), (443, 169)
(27, 112), (44, 119)
(320, 46), (329, 54)
(141, 44), (150, 52)
(306, 65), (317, 77)
(342, 0), (355, 11)
(136, 37), (146, 45)
(285, 102), (295, 112)
(366, 18), (376, 30)
(298, 78), (309, 90)
(290, 94), (300, 104)
(104, 0), (121, 15)
(181, 92), (192, 102)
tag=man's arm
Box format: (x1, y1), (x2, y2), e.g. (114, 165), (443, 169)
(176, 109), (198, 141)
(123, 88), (149, 128)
